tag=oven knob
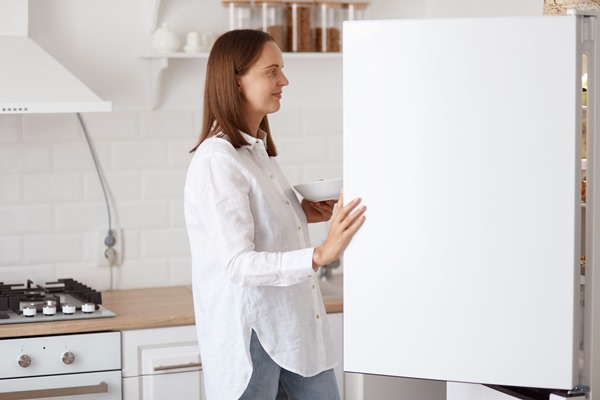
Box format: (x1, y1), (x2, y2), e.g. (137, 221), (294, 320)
(18, 355), (31, 368)
(61, 351), (75, 365)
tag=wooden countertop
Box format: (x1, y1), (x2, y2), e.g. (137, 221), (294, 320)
(0, 286), (343, 339)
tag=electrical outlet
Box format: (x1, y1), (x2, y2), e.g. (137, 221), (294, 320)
(98, 228), (123, 267)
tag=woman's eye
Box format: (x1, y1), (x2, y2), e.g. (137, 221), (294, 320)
(268, 69), (277, 76)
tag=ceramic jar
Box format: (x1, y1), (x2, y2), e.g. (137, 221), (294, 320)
(152, 23), (181, 53)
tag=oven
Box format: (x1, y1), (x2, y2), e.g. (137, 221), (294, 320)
(0, 332), (121, 399)
(0, 279), (121, 400)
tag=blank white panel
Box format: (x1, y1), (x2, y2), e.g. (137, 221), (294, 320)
(343, 16), (581, 389)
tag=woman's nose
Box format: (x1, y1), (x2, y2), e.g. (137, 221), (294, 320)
(280, 72), (289, 86)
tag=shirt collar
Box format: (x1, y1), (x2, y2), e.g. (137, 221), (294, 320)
(240, 129), (268, 150)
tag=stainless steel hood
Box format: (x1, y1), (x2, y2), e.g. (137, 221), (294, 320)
(0, 0), (111, 114)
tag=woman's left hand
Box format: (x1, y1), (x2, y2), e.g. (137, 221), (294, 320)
(302, 199), (336, 223)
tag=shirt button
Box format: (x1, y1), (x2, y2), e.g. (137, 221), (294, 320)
(316, 314), (320, 319)
(269, 174), (275, 179)
(285, 200), (290, 205)
(297, 226), (302, 231)
(312, 284), (315, 289)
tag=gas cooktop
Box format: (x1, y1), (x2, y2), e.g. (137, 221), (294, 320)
(0, 278), (116, 325)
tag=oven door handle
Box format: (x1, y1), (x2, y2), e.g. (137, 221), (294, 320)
(0, 382), (108, 400)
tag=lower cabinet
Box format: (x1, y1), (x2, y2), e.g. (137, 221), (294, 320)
(121, 325), (204, 400)
(120, 315), (344, 400)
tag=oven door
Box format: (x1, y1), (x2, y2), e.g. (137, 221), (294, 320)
(0, 370), (121, 400)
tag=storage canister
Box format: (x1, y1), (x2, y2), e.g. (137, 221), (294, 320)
(285, 0), (315, 52)
(315, 1), (342, 52)
(257, 1), (287, 51)
(342, 1), (369, 21)
(222, 0), (255, 30)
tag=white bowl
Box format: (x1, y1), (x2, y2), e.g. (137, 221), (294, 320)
(293, 178), (343, 202)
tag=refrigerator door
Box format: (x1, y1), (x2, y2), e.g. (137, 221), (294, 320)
(343, 16), (582, 390)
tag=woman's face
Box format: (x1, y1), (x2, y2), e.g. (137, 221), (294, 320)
(237, 41), (289, 125)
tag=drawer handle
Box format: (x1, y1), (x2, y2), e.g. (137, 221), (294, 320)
(154, 362), (203, 372)
(0, 382), (108, 400)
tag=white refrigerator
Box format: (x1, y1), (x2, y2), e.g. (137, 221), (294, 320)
(343, 11), (599, 399)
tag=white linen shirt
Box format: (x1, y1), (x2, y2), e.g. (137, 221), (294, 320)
(184, 131), (337, 400)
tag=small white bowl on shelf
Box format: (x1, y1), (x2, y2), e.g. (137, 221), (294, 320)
(294, 178), (343, 202)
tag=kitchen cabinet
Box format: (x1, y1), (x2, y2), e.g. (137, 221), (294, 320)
(121, 325), (204, 400)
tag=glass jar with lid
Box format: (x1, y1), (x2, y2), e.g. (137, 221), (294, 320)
(285, 0), (315, 52)
(222, 0), (256, 30)
(315, 1), (343, 52)
(343, 1), (369, 21)
(257, 1), (287, 51)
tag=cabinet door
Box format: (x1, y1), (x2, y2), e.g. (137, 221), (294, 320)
(343, 16), (581, 390)
(142, 371), (203, 400)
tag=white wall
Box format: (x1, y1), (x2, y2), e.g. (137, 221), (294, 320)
(0, 0), (544, 291)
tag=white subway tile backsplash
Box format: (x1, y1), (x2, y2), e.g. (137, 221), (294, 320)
(0, 205), (54, 234)
(79, 111), (140, 140)
(0, 174), (23, 203)
(277, 136), (329, 164)
(300, 107), (343, 135)
(269, 108), (303, 136)
(116, 200), (170, 228)
(141, 170), (186, 199)
(328, 135), (343, 163)
(140, 110), (197, 139)
(23, 114), (81, 142)
(141, 228), (190, 258)
(169, 140), (195, 168)
(0, 236), (22, 265)
(112, 259), (170, 290)
(0, 115), (23, 143)
(24, 233), (83, 263)
(169, 198), (185, 227)
(111, 141), (168, 170)
(169, 257), (192, 286)
(122, 229), (141, 260)
(84, 171), (141, 201)
(24, 172), (83, 203)
(55, 203), (106, 232)
(0, 143), (51, 173)
(53, 141), (111, 172)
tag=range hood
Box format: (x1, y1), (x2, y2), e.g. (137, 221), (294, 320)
(0, 0), (111, 114)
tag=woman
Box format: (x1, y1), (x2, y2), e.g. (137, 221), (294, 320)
(184, 29), (366, 400)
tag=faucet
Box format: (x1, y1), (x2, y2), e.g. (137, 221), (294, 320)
(319, 259), (341, 281)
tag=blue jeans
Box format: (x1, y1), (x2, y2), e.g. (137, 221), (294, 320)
(239, 331), (340, 400)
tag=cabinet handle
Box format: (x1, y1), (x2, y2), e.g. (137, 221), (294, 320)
(0, 382), (108, 400)
(154, 362), (203, 372)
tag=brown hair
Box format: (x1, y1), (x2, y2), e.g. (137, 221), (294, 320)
(189, 29), (279, 156)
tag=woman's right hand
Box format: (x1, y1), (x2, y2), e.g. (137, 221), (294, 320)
(312, 191), (366, 270)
